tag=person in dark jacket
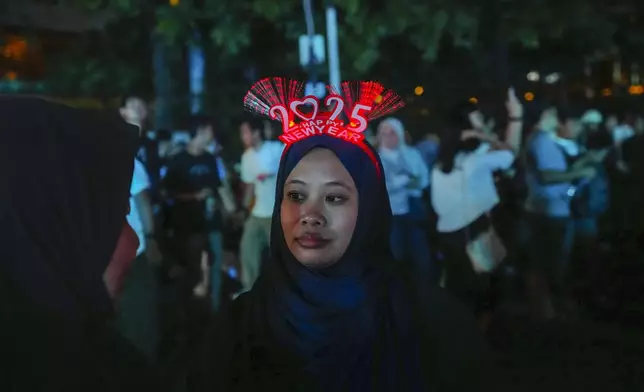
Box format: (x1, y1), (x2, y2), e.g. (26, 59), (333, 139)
(190, 134), (496, 391)
(0, 97), (161, 391)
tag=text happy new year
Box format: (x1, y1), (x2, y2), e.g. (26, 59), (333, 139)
(278, 119), (364, 145)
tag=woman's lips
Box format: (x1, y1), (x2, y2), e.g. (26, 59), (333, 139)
(295, 234), (330, 249)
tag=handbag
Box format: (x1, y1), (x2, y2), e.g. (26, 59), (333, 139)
(465, 223), (506, 273)
(459, 164), (507, 273)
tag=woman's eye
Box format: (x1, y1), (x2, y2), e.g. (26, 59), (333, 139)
(287, 191), (305, 203)
(325, 195), (346, 204)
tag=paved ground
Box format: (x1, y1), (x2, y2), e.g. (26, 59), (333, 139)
(489, 313), (644, 392)
(488, 268), (644, 392)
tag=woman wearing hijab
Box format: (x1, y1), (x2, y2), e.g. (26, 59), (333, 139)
(191, 134), (495, 391)
(0, 97), (160, 391)
(377, 118), (435, 286)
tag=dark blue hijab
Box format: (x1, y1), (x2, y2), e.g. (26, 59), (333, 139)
(246, 135), (424, 391)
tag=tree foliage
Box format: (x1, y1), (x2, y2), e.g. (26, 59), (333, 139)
(46, 0), (627, 99)
(77, 0), (621, 75)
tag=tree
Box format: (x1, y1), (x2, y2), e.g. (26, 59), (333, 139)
(48, 0), (630, 76)
(42, 0), (634, 117)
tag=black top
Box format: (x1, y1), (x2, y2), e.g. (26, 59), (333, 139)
(190, 282), (497, 392)
(163, 150), (222, 233)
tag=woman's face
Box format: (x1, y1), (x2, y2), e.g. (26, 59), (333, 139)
(377, 123), (400, 149)
(281, 148), (359, 269)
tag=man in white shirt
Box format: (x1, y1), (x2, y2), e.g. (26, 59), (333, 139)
(238, 116), (284, 292)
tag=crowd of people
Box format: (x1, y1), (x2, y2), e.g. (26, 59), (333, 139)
(2, 88), (644, 391)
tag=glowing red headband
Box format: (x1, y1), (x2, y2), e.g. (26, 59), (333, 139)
(243, 78), (405, 147)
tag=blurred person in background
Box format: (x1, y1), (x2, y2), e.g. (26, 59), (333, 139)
(120, 95), (148, 130)
(616, 113), (636, 143)
(156, 129), (174, 179)
(475, 90), (524, 287)
(523, 104), (598, 320)
(163, 116), (221, 327)
(579, 110), (610, 157)
(115, 158), (162, 362)
(378, 118), (434, 288)
(416, 131), (441, 250)
(1, 97), (159, 391)
(120, 95), (162, 193)
(116, 106), (163, 363)
(634, 116), (644, 135)
(604, 113), (618, 134)
(601, 111), (639, 240)
(554, 107), (611, 311)
(417, 132), (440, 175)
(620, 117), (644, 245)
(608, 112), (644, 248)
(431, 100), (516, 325)
(238, 115), (284, 294)
(205, 133), (235, 311)
(580, 109), (603, 130)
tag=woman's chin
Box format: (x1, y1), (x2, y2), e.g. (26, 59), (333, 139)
(295, 252), (338, 269)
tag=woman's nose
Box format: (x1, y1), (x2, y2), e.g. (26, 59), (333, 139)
(300, 211), (326, 226)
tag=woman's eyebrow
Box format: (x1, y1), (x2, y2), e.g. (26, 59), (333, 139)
(286, 179), (306, 186)
(286, 179), (352, 191)
(324, 181), (352, 191)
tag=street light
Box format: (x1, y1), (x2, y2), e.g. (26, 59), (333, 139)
(414, 86), (424, 96)
(545, 73), (560, 84)
(4, 71), (17, 81)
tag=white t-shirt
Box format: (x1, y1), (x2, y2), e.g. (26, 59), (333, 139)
(431, 148), (514, 233)
(127, 159), (151, 256)
(241, 141), (284, 218)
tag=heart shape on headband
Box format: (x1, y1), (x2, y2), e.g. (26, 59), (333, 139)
(289, 96), (319, 122)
